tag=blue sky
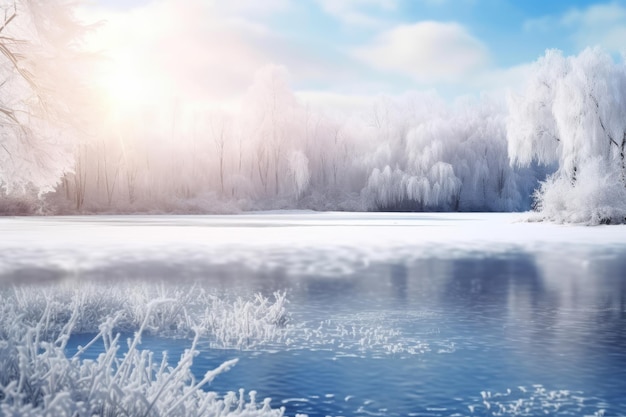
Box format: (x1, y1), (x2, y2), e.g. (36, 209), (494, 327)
(86, 0), (626, 108)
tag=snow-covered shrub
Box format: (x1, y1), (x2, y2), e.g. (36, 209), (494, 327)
(0, 197), (34, 215)
(0, 284), (294, 417)
(533, 159), (626, 224)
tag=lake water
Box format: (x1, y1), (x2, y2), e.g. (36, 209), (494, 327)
(2, 213), (626, 416)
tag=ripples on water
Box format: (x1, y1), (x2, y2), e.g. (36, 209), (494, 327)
(58, 253), (626, 417)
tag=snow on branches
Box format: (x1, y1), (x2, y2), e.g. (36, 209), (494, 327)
(508, 47), (626, 224)
(0, 0), (89, 195)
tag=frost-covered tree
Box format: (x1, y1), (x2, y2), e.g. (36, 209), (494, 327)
(508, 47), (626, 223)
(287, 149), (310, 199)
(363, 94), (532, 212)
(242, 65), (300, 197)
(0, 0), (89, 195)
(208, 110), (232, 195)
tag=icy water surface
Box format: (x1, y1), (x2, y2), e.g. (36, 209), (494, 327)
(2, 213), (626, 416)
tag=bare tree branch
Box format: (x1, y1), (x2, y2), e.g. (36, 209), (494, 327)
(1, 143), (13, 161)
(589, 92), (620, 148)
(0, 2), (16, 34)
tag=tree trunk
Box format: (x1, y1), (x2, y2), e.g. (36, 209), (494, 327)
(219, 147), (224, 195)
(619, 132), (626, 187)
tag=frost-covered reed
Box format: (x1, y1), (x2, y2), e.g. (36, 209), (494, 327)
(3, 283), (289, 347)
(200, 293), (289, 349)
(0, 283), (292, 417)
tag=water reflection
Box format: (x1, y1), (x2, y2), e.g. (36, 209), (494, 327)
(5, 246), (626, 416)
(390, 263), (408, 303)
(185, 248), (626, 416)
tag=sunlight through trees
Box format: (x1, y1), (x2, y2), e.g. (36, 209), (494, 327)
(0, 1), (625, 224)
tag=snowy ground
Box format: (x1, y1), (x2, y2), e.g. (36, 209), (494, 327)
(1, 211), (626, 283)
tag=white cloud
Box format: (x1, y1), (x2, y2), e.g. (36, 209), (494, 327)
(352, 21), (490, 83)
(524, 2), (626, 53)
(563, 2), (626, 52)
(316, 0), (398, 28)
(469, 63), (534, 95)
(77, 0), (294, 110)
(316, 0), (458, 27)
(78, 0), (375, 110)
(216, 0), (292, 16)
(76, 0), (529, 110)
(522, 15), (553, 33)
(561, 2), (626, 26)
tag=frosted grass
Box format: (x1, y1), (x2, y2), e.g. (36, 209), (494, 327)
(0, 283), (293, 417)
(4, 283), (289, 348)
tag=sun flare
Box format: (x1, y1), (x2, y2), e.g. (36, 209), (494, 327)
(99, 57), (152, 108)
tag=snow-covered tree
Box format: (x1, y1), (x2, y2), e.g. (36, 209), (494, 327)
(508, 47), (626, 223)
(242, 65), (299, 197)
(0, 0), (89, 195)
(287, 149), (310, 199)
(363, 94), (531, 212)
(208, 110), (232, 195)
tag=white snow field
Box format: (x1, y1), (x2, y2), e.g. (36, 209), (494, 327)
(1, 211), (626, 281)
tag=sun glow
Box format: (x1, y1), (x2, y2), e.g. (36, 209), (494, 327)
(99, 58), (153, 109)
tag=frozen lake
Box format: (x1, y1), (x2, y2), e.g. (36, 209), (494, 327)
(2, 212), (626, 416)
(3, 212), (626, 281)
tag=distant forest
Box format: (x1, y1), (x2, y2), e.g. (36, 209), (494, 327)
(1, 2), (625, 224)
